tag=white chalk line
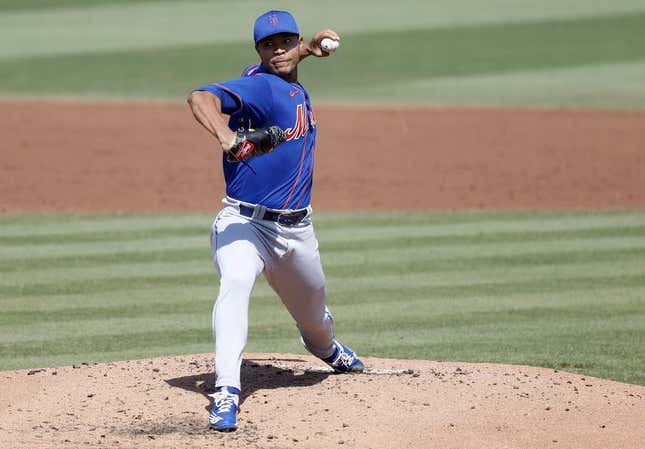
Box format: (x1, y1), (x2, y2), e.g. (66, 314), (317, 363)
(271, 363), (413, 376)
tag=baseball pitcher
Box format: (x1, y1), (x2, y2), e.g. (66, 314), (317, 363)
(187, 10), (364, 432)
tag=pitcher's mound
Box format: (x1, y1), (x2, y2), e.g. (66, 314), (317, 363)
(1, 353), (643, 449)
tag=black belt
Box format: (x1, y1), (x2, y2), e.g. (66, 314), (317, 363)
(239, 204), (308, 226)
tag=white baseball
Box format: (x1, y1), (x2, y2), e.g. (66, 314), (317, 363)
(320, 38), (339, 53)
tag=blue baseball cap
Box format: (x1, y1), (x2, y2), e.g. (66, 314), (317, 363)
(253, 10), (299, 44)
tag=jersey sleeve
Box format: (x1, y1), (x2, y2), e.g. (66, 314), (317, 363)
(241, 63), (265, 77)
(193, 75), (273, 124)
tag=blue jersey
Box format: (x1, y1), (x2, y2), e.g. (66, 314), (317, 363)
(194, 64), (317, 210)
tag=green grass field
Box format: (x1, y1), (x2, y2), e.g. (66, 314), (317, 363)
(1, 1), (644, 386)
(1, 211), (644, 385)
(0, 0), (644, 107)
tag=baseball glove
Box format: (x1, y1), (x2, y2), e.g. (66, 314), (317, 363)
(227, 126), (287, 162)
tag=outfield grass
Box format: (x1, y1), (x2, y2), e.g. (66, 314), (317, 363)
(1, 0), (643, 389)
(1, 210), (644, 385)
(0, 0), (644, 107)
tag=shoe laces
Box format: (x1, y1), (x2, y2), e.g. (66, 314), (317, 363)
(336, 351), (355, 368)
(210, 391), (237, 413)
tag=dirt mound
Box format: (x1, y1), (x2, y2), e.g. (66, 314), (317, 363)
(1, 102), (645, 212)
(1, 353), (643, 449)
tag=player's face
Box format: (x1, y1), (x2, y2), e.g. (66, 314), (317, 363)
(256, 33), (302, 82)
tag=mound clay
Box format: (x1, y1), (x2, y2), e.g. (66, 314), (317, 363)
(1, 354), (644, 449)
(1, 102), (644, 448)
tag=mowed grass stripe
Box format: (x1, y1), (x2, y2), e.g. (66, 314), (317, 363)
(3, 222), (644, 273)
(358, 325), (645, 384)
(3, 255), (644, 330)
(0, 272), (214, 298)
(0, 0), (159, 12)
(1, 13), (645, 103)
(0, 214), (215, 238)
(2, 223), (643, 258)
(0, 225), (206, 246)
(307, 13), (645, 99)
(323, 246), (645, 277)
(0, 291), (215, 322)
(346, 312), (645, 384)
(1, 284), (218, 313)
(360, 327), (645, 358)
(3, 301), (644, 384)
(5, 0), (644, 61)
(319, 223), (645, 245)
(2, 212), (644, 259)
(0, 248), (210, 273)
(1, 211), (643, 384)
(331, 274), (645, 306)
(2, 224), (644, 289)
(0, 328), (211, 361)
(4, 221), (645, 252)
(3, 287), (642, 344)
(0, 343), (215, 373)
(2, 289), (642, 360)
(4, 280), (643, 335)
(4, 303), (640, 356)
(323, 235), (645, 257)
(0, 259), (214, 286)
(4, 286), (642, 355)
(332, 285), (645, 315)
(3, 244), (644, 288)
(7, 253), (643, 314)
(313, 210), (645, 230)
(0, 235), (208, 259)
(385, 61), (645, 108)
(2, 210), (642, 237)
(337, 303), (645, 335)
(3, 238), (645, 287)
(0, 309), (212, 342)
(0, 248), (209, 273)
(0, 0), (444, 60)
(334, 13), (645, 79)
(0, 213), (213, 237)
(2, 257), (643, 299)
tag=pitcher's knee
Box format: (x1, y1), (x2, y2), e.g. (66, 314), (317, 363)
(218, 272), (257, 300)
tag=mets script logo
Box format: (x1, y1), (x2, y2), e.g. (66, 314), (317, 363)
(285, 104), (316, 141)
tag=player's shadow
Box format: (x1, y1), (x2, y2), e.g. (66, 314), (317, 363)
(165, 356), (331, 414)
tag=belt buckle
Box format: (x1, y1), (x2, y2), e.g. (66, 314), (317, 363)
(277, 210), (305, 226)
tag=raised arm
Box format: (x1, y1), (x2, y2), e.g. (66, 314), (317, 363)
(188, 89), (286, 163)
(299, 29), (341, 60)
(187, 90), (236, 151)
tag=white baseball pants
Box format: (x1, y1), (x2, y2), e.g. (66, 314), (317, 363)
(210, 199), (336, 390)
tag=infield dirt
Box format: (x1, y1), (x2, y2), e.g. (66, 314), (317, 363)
(1, 102), (644, 449)
(1, 102), (644, 212)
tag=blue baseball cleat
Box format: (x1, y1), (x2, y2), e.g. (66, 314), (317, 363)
(322, 340), (365, 373)
(208, 386), (240, 431)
